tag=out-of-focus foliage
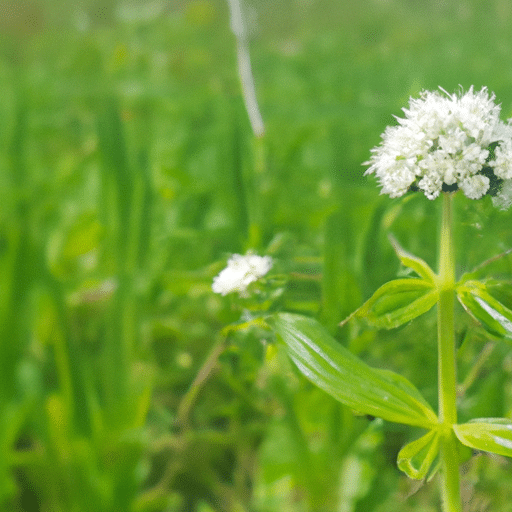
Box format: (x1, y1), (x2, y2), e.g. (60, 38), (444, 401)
(1, 0), (512, 510)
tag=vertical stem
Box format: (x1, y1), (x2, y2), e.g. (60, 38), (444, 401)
(227, 0), (266, 248)
(227, 0), (265, 137)
(438, 193), (456, 424)
(437, 192), (462, 512)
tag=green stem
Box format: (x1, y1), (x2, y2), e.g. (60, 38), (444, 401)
(437, 192), (461, 512)
(176, 334), (228, 429)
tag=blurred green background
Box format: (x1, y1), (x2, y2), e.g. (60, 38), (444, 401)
(1, 0), (512, 510)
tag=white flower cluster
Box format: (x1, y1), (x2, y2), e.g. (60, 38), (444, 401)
(365, 86), (512, 203)
(212, 253), (273, 296)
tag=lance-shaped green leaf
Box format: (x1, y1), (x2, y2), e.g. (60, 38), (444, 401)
(342, 279), (438, 329)
(456, 280), (512, 339)
(453, 418), (512, 458)
(270, 313), (437, 428)
(389, 236), (437, 283)
(397, 429), (440, 480)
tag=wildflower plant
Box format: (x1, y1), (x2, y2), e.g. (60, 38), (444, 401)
(256, 87), (512, 512)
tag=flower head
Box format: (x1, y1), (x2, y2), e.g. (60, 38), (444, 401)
(212, 253), (273, 297)
(365, 86), (512, 203)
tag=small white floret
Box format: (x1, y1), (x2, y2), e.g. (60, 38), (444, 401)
(460, 175), (490, 199)
(492, 179), (512, 210)
(212, 253), (273, 296)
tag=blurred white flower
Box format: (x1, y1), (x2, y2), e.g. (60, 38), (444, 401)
(212, 253), (273, 296)
(365, 86), (512, 203)
(492, 179), (512, 210)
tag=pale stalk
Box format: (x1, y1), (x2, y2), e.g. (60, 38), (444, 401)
(227, 0), (265, 137)
(437, 192), (462, 512)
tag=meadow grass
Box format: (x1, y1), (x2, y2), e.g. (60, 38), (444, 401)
(1, 0), (512, 510)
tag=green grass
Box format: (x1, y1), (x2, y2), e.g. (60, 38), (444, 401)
(1, 0), (512, 510)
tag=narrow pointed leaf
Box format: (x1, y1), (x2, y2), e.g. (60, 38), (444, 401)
(342, 279), (438, 329)
(389, 236), (437, 283)
(397, 429), (440, 480)
(270, 313), (437, 428)
(453, 418), (512, 458)
(457, 280), (512, 339)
